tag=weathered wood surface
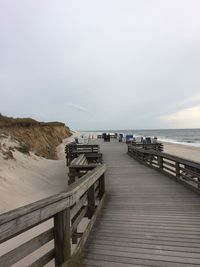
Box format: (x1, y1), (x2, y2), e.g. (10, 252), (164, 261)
(128, 144), (200, 191)
(0, 163), (106, 266)
(0, 228), (54, 267)
(131, 142), (164, 152)
(65, 144), (102, 166)
(82, 139), (200, 267)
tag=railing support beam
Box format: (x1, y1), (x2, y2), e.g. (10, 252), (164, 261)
(87, 185), (95, 219)
(99, 174), (105, 199)
(176, 162), (180, 178)
(54, 208), (71, 267)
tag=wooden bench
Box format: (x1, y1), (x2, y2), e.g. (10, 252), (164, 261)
(65, 143), (103, 166)
(68, 154), (99, 185)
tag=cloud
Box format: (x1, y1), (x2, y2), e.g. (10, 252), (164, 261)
(65, 102), (88, 113)
(160, 106), (200, 128)
(1, 1), (200, 129)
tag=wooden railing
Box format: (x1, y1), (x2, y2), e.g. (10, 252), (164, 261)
(0, 164), (106, 267)
(65, 144), (102, 166)
(128, 145), (200, 191)
(130, 142), (164, 152)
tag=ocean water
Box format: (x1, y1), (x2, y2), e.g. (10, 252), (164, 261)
(96, 129), (200, 147)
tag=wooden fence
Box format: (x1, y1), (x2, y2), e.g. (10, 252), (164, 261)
(0, 164), (106, 267)
(128, 144), (200, 191)
(130, 142), (164, 152)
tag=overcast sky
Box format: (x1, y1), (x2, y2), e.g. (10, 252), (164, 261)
(1, 0), (200, 130)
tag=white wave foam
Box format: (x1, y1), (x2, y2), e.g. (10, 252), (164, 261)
(158, 138), (200, 147)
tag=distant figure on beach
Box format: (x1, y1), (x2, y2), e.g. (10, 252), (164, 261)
(152, 136), (158, 144)
(146, 137), (151, 144)
(103, 133), (110, 142)
(119, 133), (123, 142)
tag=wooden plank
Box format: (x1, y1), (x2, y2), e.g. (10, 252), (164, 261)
(0, 228), (53, 267)
(88, 243), (200, 259)
(70, 194), (88, 220)
(87, 185), (96, 219)
(163, 165), (176, 173)
(99, 174), (105, 199)
(70, 154), (85, 165)
(95, 221), (200, 232)
(69, 164), (99, 170)
(84, 253), (199, 267)
(85, 247), (200, 264)
(29, 249), (54, 267)
(71, 206), (87, 234)
(95, 218), (200, 227)
(83, 259), (148, 267)
(93, 227), (200, 239)
(88, 237), (200, 253)
(92, 232), (200, 246)
(93, 232), (200, 246)
(0, 196), (73, 243)
(0, 191), (72, 225)
(163, 161), (176, 168)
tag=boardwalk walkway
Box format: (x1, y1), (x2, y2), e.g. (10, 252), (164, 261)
(82, 139), (200, 267)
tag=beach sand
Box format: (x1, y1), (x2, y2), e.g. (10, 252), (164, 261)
(163, 141), (200, 163)
(0, 134), (79, 213)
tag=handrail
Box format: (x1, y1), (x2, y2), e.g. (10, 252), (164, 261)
(0, 164), (106, 267)
(130, 142), (164, 152)
(128, 144), (200, 191)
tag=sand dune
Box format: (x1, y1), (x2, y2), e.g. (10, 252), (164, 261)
(0, 134), (78, 213)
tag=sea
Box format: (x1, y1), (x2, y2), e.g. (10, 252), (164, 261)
(91, 129), (200, 147)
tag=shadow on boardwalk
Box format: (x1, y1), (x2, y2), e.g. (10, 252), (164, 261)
(82, 139), (200, 267)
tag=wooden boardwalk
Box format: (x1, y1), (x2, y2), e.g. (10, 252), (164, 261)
(82, 139), (200, 267)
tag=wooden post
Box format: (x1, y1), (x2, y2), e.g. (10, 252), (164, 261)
(68, 167), (78, 185)
(54, 208), (71, 267)
(142, 153), (146, 163)
(72, 229), (78, 244)
(87, 185), (95, 219)
(68, 175), (75, 185)
(149, 154), (152, 165)
(176, 162), (180, 178)
(198, 178), (200, 189)
(158, 156), (163, 170)
(99, 174), (105, 199)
